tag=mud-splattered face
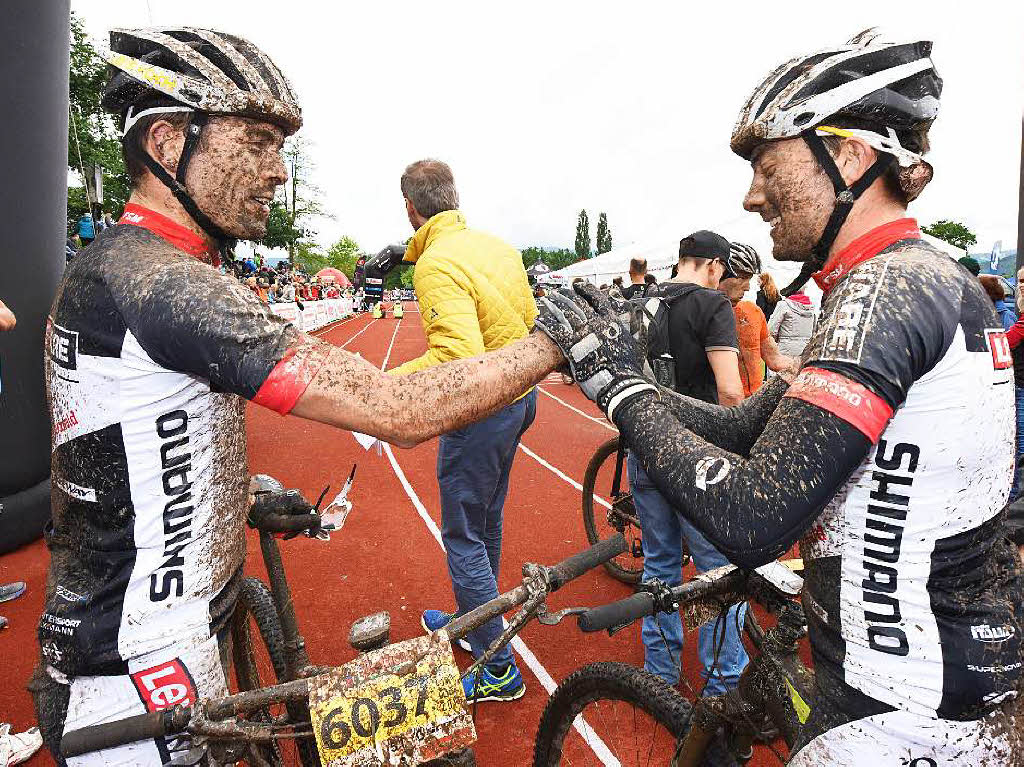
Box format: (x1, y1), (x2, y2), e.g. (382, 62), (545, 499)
(743, 138), (834, 262)
(185, 116), (288, 240)
(719, 273), (752, 304)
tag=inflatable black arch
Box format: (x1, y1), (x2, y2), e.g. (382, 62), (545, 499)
(0, 2), (69, 554)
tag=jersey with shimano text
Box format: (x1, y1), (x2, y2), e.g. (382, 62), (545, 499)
(41, 218), (321, 678)
(788, 233), (1022, 722)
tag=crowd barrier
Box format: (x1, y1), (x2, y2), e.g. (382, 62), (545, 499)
(270, 297), (354, 331)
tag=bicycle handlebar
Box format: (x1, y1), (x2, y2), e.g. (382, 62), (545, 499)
(549, 534), (628, 591)
(446, 534), (626, 641)
(577, 565), (748, 633)
(61, 707), (189, 758)
(577, 591), (656, 632)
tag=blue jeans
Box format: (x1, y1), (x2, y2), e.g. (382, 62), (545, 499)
(1012, 386), (1024, 502)
(437, 389), (537, 670)
(627, 453), (748, 693)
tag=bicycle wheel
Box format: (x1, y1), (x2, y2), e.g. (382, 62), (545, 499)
(533, 662), (691, 766)
(231, 576), (319, 767)
(581, 439), (645, 584)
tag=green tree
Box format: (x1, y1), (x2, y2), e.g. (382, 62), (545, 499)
(596, 212), (613, 254)
(575, 210), (591, 260)
(260, 137), (328, 263)
(521, 246), (580, 272)
(922, 220), (978, 252)
(326, 236), (362, 277)
(291, 241), (329, 274)
(67, 12), (130, 231)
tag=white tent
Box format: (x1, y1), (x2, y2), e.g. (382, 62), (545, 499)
(547, 222), (968, 304)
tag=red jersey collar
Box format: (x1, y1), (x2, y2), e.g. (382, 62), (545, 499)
(812, 217), (920, 294)
(119, 203), (220, 266)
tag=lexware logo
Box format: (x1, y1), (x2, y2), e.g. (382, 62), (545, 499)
(970, 623), (1015, 643)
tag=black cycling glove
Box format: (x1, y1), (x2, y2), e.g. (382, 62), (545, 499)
(533, 282), (657, 422)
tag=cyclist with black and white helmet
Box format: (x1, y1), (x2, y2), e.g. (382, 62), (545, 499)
(727, 241), (761, 276)
(34, 27), (564, 765)
(718, 240), (796, 394)
(535, 29), (1023, 763)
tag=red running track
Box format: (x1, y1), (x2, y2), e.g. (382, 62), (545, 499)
(0, 305), (795, 766)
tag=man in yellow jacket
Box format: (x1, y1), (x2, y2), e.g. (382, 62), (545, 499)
(391, 159), (537, 703)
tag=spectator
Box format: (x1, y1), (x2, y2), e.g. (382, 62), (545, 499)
(622, 258), (647, 299)
(719, 243), (795, 397)
(958, 256), (981, 276)
(65, 234), (79, 264)
(103, 211), (115, 230)
(393, 159), (536, 703)
(643, 272), (657, 291)
(77, 212), (95, 246)
(755, 271), (781, 321)
(768, 290), (817, 358)
(980, 275), (1016, 330)
(628, 229), (745, 693)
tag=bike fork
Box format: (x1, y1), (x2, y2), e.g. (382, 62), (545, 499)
(259, 530), (312, 678)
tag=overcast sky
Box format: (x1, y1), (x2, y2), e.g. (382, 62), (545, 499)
(75, 1), (1023, 269)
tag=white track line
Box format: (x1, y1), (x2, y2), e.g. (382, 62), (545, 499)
(518, 443), (611, 510)
(309, 314), (360, 337)
(380, 319), (402, 371)
(339, 317), (378, 349)
(537, 386), (617, 433)
(376, 319), (617, 764)
(383, 443), (618, 766)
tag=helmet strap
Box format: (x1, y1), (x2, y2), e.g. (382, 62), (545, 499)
(138, 111), (236, 260)
(780, 131), (894, 296)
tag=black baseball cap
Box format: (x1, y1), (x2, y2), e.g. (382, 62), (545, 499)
(678, 230), (735, 277)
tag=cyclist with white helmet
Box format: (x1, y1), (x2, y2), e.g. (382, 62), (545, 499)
(33, 28), (563, 765)
(535, 30), (1022, 763)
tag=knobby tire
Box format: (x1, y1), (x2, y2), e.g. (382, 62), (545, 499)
(232, 576), (319, 767)
(581, 438), (644, 584)
(533, 662), (690, 766)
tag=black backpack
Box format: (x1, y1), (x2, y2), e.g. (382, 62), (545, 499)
(631, 284), (703, 390)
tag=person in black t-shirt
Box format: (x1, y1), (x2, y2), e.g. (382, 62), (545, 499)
(626, 229), (747, 692)
(621, 257), (648, 300)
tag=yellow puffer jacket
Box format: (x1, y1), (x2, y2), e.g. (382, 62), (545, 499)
(390, 210), (537, 379)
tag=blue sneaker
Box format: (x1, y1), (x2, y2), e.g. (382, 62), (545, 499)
(462, 663), (525, 703)
(421, 610), (472, 653)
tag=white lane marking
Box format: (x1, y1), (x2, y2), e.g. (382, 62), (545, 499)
(518, 443), (611, 509)
(537, 386), (617, 433)
(339, 318), (378, 349)
(381, 319), (402, 370)
(382, 443), (618, 766)
(309, 313), (360, 337)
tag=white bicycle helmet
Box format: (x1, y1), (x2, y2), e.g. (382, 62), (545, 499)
(731, 29), (941, 294)
(101, 28), (302, 247)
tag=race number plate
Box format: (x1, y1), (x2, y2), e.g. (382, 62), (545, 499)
(308, 633), (476, 766)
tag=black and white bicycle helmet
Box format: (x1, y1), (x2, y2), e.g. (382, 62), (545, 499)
(731, 29), (941, 294)
(101, 28), (302, 246)
(728, 242), (761, 276)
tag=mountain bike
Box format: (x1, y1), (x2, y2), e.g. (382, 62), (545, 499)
(532, 560), (811, 766)
(582, 438), (689, 584)
(60, 474), (628, 767)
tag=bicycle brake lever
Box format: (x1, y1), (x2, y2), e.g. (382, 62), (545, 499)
(317, 464), (358, 536)
(535, 603), (590, 626)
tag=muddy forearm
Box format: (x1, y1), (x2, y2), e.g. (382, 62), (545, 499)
(294, 332), (562, 444)
(616, 393), (869, 568)
(657, 375), (789, 457)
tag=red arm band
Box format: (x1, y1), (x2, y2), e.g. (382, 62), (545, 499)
(252, 342), (331, 415)
(1005, 316), (1024, 349)
(783, 367), (893, 443)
